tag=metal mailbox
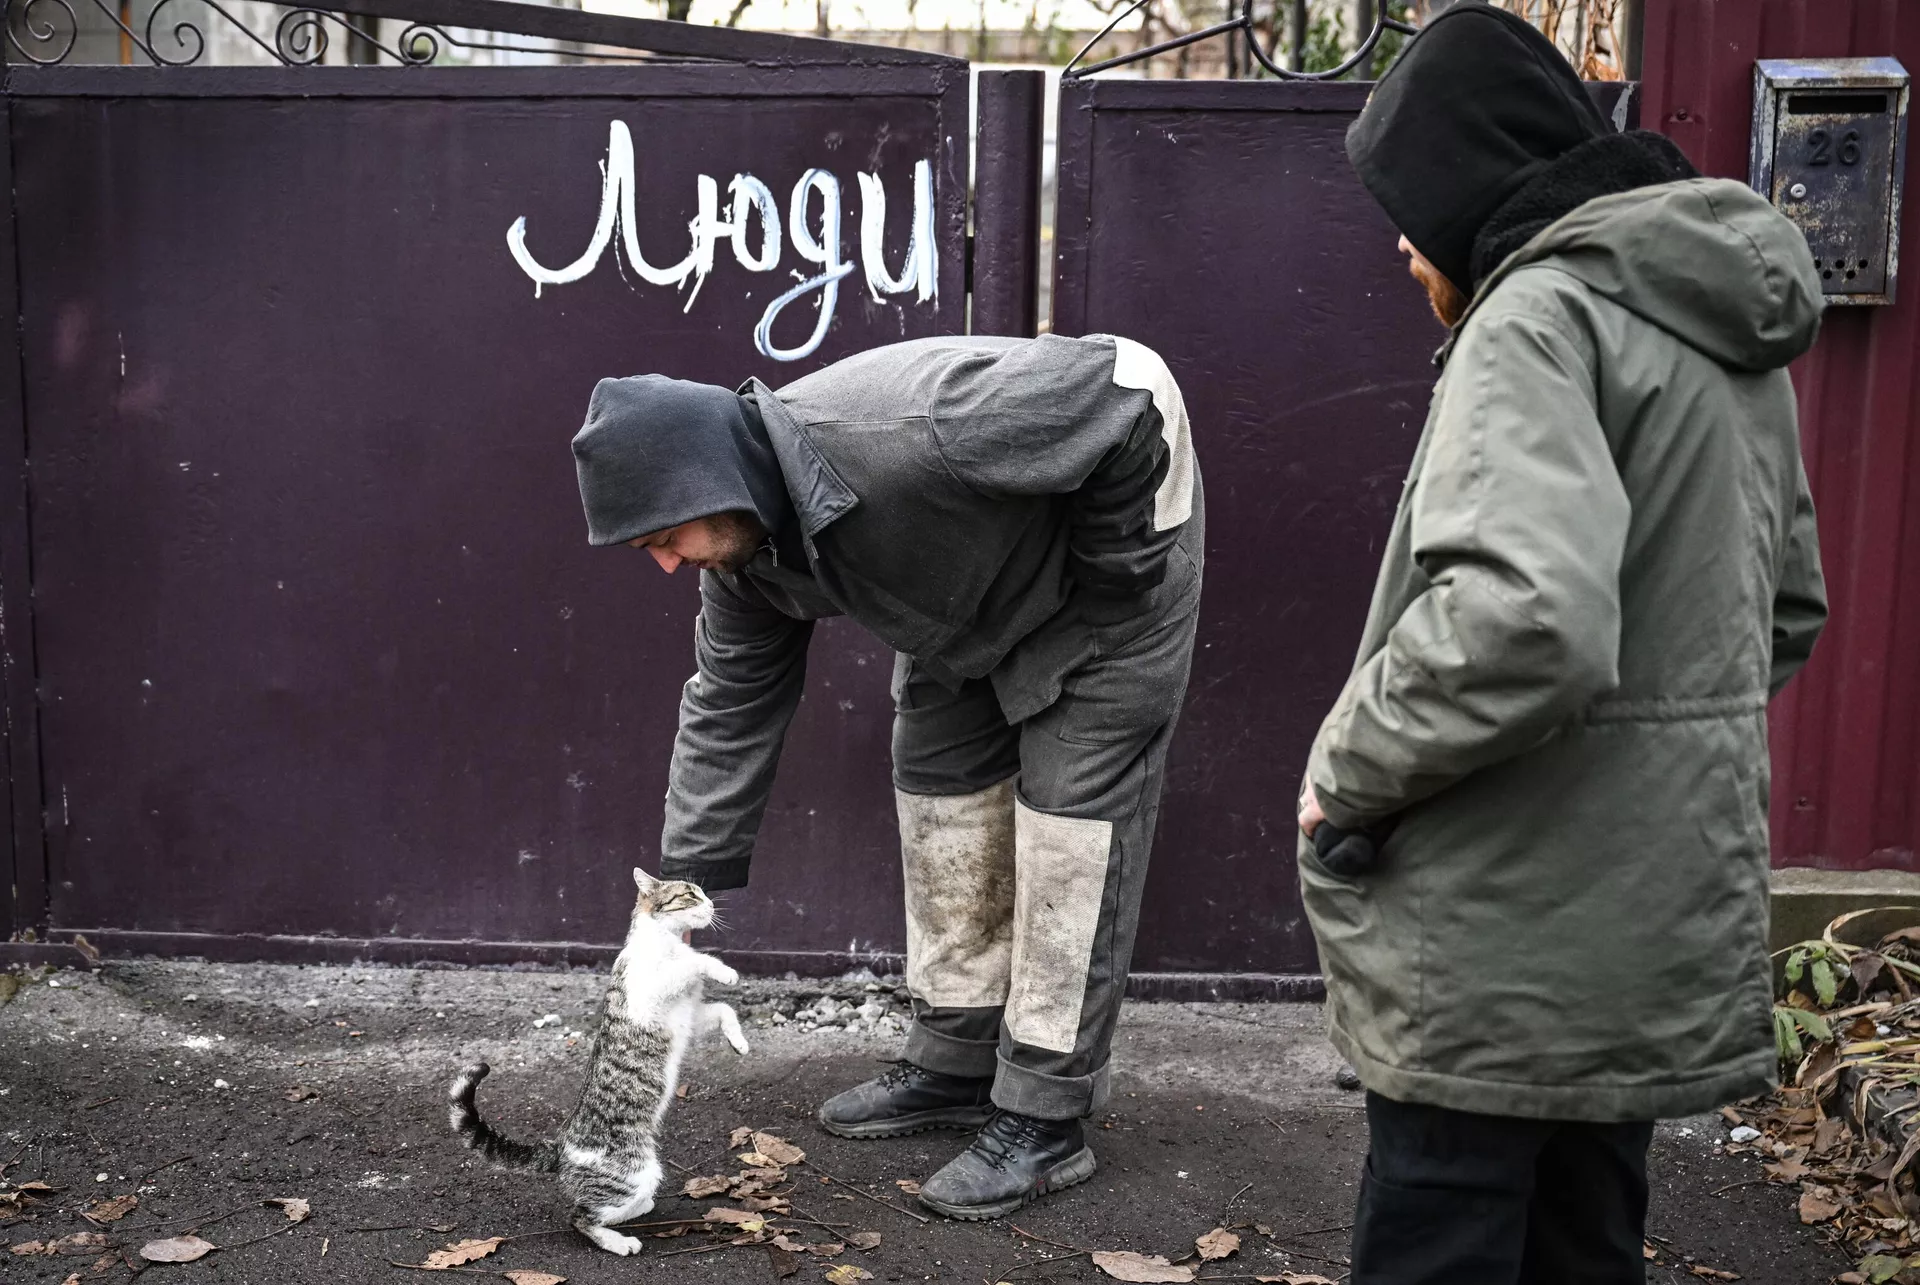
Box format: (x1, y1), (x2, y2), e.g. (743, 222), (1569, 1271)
(1752, 57), (1911, 305)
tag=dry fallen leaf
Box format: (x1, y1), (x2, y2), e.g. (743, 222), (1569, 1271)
(502, 1272), (568, 1285)
(1195, 1227), (1240, 1261)
(1090, 1250), (1196, 1283)
(767, 1245), (801, 1279)
(847, 1231), (881, 1251)
(285, 1085), (320, 1102)
(84, 1194), (138, 1224)
(738, 1195), (790, 1214)
(71, 934), (101, 964)
(729, 1125), (756, 1149)
(1253, 1275), (1336, 1285)
(892, 1179), (921, 1196)
(683, 1174), (735, 1199)
(1799, 1189), (1843, 1224)
(141, 1235), (217, 1263)
(60, 1274), (81, 1285)
(266, 1197), (310, 1222)
(422, 1237), (505, 1269)
(0, 974), (17, 1006)
(737, 1151), (779, 1168)
(823, 1266), (874, 1285)
(1764, 1157), (1811, 1183)
(704, 1208), (765, 1233)
(1687, 1268), (1741, 1282)
(34, 1233), (110, 1257)
(750, 1132), (806, 1167)
(9, 1242), (53, 1257)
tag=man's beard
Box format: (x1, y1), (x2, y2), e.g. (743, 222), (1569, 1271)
(1409, 255), (1469, 329)
(703, 510), (770, 574)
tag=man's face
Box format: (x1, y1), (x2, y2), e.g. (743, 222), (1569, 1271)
(627, 510), (768, 575)
(1399, 235), (1469, 329)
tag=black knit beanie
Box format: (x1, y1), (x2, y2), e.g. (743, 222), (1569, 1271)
(1345, 1), (1608, 294)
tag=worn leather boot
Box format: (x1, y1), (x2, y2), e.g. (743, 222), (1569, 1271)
(916, 1109), (1097, 1220)
(817, 1061), (995, 1139)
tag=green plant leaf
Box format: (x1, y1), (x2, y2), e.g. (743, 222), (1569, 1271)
(1790, 1008), (1834, 1043)
(1861, 1254), (1906, 1282)
(1814, 957), (1839, 1006)
(1786, 948), (1809, 987)
(1776, 1007), (1803, 1063)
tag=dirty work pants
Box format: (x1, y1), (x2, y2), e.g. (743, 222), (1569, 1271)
(890, 561), (1201, 1122)
(1350, 1092), (1654, 1285)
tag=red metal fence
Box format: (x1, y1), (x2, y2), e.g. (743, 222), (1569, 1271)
(1644, 0), (1920, 872)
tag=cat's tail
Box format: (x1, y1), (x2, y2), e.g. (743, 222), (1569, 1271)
(448, 1063), (559, 1173)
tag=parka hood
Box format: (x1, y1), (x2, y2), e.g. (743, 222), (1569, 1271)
(1475, 177), (1825, 373)
(571, 374), (792, 548)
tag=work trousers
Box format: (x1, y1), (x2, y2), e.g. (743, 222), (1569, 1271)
(890, 534), (1201, 1121)
(1351, 1092), (1654, 1285)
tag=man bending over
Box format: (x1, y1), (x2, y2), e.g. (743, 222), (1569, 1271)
(570, 333), (1202, 1220)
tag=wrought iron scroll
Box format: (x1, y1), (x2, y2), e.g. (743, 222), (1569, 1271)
(3, 0), (727, 65)
(1062, 0), (1416, 80)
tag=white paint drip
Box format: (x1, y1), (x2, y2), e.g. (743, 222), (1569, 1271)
(506, 121), (936, 362)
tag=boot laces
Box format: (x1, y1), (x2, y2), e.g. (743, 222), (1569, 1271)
(970, 1109), (1046, 1172)
(876, 1060), (928, 1091)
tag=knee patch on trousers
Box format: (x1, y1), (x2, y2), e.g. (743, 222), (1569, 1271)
(898, 780), (1018, 1010)
(1007, 799), (1113, 1054)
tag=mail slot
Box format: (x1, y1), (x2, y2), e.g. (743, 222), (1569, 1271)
(1752, 57), (1910, 305)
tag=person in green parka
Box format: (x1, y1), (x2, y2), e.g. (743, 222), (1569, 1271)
(1295, 5), (1829, 1282)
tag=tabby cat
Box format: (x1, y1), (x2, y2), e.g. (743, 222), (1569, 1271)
(448, 868), (748, 1254)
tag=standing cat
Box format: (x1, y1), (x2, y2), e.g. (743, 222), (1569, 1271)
(448, 868), (748, 1254)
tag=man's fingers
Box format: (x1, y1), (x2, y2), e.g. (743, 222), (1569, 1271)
(1298, 779), (1325, 838)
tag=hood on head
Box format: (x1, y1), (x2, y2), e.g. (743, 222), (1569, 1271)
(1491, 177), (1824, 373)
(1345, 1), (1607, 294)
(571, 375), (791, 548)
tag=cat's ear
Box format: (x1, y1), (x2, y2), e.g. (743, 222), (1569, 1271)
(633, 867), (659, 891)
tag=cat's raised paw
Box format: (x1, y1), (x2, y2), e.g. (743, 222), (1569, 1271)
(708, 964), (740, 988)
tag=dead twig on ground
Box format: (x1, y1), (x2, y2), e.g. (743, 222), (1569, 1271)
(991, 1249), (1091, 1280)
(804, 1161), (930, 1224)
(656, 1238), (746, 1258)
(1010, 1224), (1092, 1253)
(346, 1223), (457, 1234)
(138, 1154), (191, 1181)
(1709, 1179), (1767, 1197)
(219, 1220), (303, 1252)
(779, 1204), (853, 1232)
(117, 1200), (261, 1234)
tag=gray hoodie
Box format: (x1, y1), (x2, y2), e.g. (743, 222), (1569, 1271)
(624, 333), (1198, 891)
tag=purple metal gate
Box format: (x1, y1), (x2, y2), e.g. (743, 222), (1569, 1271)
(1052, 78), (1451, 978)
(0, 9), (977, 967)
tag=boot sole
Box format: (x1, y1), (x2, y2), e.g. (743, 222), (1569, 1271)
(916, 1146), (1098, 1221)
(816, 1104), (996, 1140)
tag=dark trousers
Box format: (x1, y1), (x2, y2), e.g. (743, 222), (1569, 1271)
(1351, 1092), (1653, 1285)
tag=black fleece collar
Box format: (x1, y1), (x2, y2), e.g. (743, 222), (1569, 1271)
(1468, 129), (1701, 291)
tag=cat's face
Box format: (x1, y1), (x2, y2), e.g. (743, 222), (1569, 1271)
(630, 868), (715, 932)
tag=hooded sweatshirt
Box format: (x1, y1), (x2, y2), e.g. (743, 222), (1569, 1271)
(574, 334), (1201, 892)
(573, 375), (793, 550)
(1298, 172), (1829, 1120)
(1344, 1), (1609, 294)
